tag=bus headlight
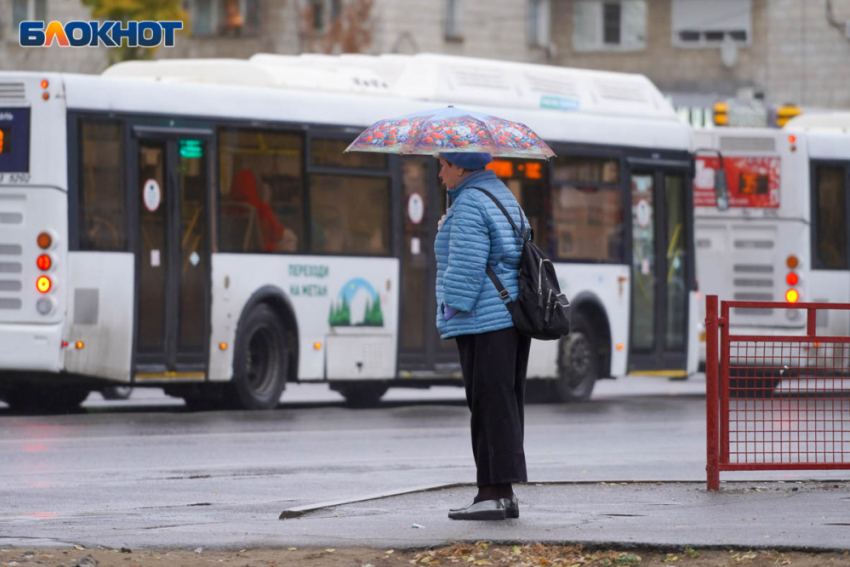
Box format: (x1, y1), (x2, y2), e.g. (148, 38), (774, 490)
(36, 297), (54, 315)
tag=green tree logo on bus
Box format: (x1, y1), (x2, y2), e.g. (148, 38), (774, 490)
(329, 278), (384, 327)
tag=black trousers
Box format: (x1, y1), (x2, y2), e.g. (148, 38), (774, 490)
(455, 326), (532, 487)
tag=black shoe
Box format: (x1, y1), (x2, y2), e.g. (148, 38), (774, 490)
(500, 494), (519, 519)
(448, 499), (506, 521)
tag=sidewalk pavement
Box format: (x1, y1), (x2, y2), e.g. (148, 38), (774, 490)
(271, 481), (850, 552)
(6, 480), (846, 552)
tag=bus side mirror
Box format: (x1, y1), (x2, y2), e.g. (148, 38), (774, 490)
(714, 164), (729, 211)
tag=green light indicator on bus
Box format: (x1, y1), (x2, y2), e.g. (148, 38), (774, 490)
(179, 139), (203, 159)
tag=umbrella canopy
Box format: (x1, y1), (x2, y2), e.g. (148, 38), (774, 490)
(345, 106), (555, 160)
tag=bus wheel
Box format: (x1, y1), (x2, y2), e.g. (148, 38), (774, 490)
(231, 304), (288, 410)
(554, 314), (598, 403)
(333, 383), (388, 408)
(4, 385), (90, 414)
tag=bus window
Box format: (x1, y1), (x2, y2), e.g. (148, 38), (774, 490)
(550, 156), (623, 262)
(485, 159), (548, 251)
(814, 165), (847, 270)
(309, 175), (391, 255)
(79, 119), (127, 251)
(218, 128), (304, 253)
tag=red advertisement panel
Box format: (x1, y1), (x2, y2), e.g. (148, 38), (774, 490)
(694, 156), (780, 208)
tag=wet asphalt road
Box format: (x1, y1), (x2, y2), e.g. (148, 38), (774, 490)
(1, 375), (847, 550)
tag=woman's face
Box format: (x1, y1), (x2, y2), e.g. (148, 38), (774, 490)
(438, 158), (466, 190)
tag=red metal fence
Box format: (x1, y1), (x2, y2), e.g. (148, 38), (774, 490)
(706, 295), (850, 490)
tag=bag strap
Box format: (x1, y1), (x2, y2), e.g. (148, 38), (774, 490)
(469, 187), (529, 242)
(468, 186), (526, 305)
(485, 265), (511, 305)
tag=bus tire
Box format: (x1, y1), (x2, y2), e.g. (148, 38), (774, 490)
(554, 313), (598, 403)
(333, 383), (388, 408)
(4, 385), (90, 414)
(231, 304), (288, 410)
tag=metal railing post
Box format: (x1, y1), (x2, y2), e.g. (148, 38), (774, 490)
(706, 295), (720, 491)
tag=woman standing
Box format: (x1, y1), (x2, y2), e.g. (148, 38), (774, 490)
(434, 151), (532, 521)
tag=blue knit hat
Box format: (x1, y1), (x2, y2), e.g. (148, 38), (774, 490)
(439, 152), (493, 170)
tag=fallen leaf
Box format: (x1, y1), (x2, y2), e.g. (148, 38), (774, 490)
(387, 550), (395, 555)
(512, 547), (522, 556)
(287, 547), (297, 551)
(325, 549), (336, 553)
(74, 546), (86, 551)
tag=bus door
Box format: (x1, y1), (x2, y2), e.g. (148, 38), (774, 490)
(626, 158), (695, 374)
(131, 128), (212, 378)
(397, 156), (459, 373)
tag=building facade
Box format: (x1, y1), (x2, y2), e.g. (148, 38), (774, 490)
(2, 0), (850, 113)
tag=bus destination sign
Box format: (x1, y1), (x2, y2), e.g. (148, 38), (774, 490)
(693, 156), (780, 208)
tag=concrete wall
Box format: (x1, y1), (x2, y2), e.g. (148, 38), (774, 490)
(3, 0), (850, 111)
(765, 0), (850, 108)
(0, 0), (107, 74)
(373, 0), (552, 64)
(550, 0), (769, 99)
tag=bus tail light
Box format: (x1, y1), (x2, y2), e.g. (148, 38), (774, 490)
(37, 232), (52, 249)
(36, 276), (51, 293)
(40, 79), (49, 89)
(75, 341), (85, 350)
(786, 289), (800, 303)
(786, 255), (800, 269)
(36, 298), (54, 315)
(786, 272), (799, 286)
(37, 254), (51, 271)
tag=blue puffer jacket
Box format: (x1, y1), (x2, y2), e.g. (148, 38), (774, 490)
(435, 169), (528, 339)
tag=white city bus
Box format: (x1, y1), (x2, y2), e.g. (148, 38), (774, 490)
(0, 54), (698, 412)
(694, 117), (850, 378)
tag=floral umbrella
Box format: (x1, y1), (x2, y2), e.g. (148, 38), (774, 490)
(345, 106), (555, 159)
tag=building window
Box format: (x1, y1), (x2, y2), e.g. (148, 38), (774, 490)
(602, 2), (620, 44)
(329, 0), (342, 23)
(191, 0), (259, 37)
(310, 0), (325, 30)
(671, 0), (752, 47)
(527, 0), (550, 48)
(79, 120), (127, 252)
(218, 128), (304, 253)
(12, 0), (46, 27)
(573, 0), (646, 52)
(813, 165), (847, 270)
(445, 0), (463, 41)
(550, 156), (624, 262)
